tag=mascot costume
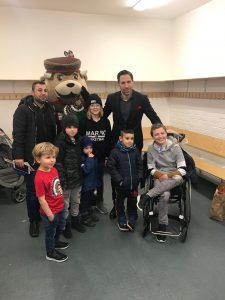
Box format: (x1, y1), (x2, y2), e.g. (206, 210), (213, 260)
(42, 50), (89, 123)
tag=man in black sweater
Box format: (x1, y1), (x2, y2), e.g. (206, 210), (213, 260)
(104, 70), (162, 218)
(12, 81), (57, 237)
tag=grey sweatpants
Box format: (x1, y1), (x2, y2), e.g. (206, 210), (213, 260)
(147, 176), (183, 225)
(63, 186), (82, 219)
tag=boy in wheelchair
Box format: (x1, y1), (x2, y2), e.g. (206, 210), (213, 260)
(137, 123), (187, 242)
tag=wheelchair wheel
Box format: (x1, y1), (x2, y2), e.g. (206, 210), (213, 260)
(184, 180), (191, 224)
(180, 225), (188, 243)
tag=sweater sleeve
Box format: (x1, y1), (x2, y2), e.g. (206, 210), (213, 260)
(12, 106), (27, 160)
(105, 118), (112, 157)
(54, 137), (67, 187)
(106, 150), (123, 185)
(142, 96), (162, 124)
(174, 144), (186, 177)
(103, 95), (112, 119)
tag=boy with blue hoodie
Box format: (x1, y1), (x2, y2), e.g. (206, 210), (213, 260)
(80, 136), (101, 227)
(107, 129), (143, 231)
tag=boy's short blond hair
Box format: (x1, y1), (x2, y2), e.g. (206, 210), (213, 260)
(32, 142), (59, 161)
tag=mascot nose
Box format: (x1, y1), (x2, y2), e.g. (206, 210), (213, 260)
(67, 83), (75, 88)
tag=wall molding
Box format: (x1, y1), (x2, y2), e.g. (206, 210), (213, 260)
(1, 91), (225, 100)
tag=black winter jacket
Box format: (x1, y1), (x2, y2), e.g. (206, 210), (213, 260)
(104, 90), (161, 150)
(55, 132), (83, 189)
(107, 143), (143, 191)
(12, 95), (57, 165)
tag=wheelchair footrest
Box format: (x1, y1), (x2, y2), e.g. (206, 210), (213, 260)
(150, 229), (182, 238)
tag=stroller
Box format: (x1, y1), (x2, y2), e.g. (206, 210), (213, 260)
(0, 128), (26, 203)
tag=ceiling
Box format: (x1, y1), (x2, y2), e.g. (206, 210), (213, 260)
(0, 0), (211, 19)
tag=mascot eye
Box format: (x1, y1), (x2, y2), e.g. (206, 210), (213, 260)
(73, 72), (78, 80)
(57, 74), (64, 81)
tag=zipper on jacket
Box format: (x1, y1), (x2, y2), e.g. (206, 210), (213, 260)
(127, 152), (133, 190)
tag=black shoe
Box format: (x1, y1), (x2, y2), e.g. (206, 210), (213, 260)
(46, 250), (68, 263)
(127, 222), (135, 231)
(137, 194), (150, 211)
(82, 217), (96, 227)
(156, 224), (167, 243)
(109, 206), (117, 220)
(89, 213), (99, 222)
(71, 216), (86, 233)
(29, 221), (39, 237)
(85, 211), (99, 222)
(95, 202), (108, 214)
(117, 223), (129, 231)
(63, 222), (72, 239)
(55, 241), (70, 250)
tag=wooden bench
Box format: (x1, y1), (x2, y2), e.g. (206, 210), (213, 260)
(142, 126), (225, 181)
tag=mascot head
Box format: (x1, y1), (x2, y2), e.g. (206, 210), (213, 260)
(42, 50), (89, 114)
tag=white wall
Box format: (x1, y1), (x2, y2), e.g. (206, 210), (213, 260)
(168, 78), (225, 139)
(0, 7), (172, 81)
(172, 0), (225, 79)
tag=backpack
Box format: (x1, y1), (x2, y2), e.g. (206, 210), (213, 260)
(209, 182), (225, 221)
(181, 148), (198, 188)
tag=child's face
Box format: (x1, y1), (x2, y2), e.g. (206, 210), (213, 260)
(119, 133), (134, 148)
(89, 104), (101, 117)
(65, 126), (78, 138)
(83, 146), (93, 155)
(152, 127), (167, 145)
(37, 153), (56, 171)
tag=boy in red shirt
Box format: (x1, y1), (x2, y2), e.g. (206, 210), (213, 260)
(32, 142), (68, 262)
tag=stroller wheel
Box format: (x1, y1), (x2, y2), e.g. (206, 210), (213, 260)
(12, 186), (26, 203)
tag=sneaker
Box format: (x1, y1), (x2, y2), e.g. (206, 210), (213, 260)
(118, 223), (129, 231)
(29, 221), (39, 237)
(89, 213), (99, 222)
(137, 194), (150, 211)
(55, 241), (70, 250)
(82, 217), (96, 227)
(127, 222), (135, 231)
(46, 250), (68, 263)
(109, 206), (117, 220)
(156, 224), (167, 243)
(71, 216), (86, 233)
(63, 222), (72, 239)
(95, 202), (108, 214)
(85, 211), (99, 222)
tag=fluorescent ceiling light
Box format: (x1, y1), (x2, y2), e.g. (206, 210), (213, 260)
(131, 0), (171, 11)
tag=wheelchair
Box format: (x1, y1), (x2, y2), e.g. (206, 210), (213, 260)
(140, 150), (192, 243)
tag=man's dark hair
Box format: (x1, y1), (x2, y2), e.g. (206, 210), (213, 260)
(120, 129), (134, 136)
(32, 81), (46, 91)
(117, 70), (133, 82)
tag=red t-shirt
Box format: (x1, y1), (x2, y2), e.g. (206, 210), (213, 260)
(34, 167), (64, 216)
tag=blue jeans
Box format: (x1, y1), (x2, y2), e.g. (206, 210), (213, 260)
(26, 170), (41, 222)
(41, 210), (66, 254)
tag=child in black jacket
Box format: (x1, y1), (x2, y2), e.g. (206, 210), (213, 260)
(79, 93), (111, 214)
(107, 129), (143, 231)
(55, 114), (86, 237)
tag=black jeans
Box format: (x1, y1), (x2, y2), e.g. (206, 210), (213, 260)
(115, 188), (138, 222)
(26, 171), (40, 222)
(41, 210), (65, 254)
(80, 190), (94, 214)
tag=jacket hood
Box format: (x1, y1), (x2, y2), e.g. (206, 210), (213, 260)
(18, 95), (34, 107)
